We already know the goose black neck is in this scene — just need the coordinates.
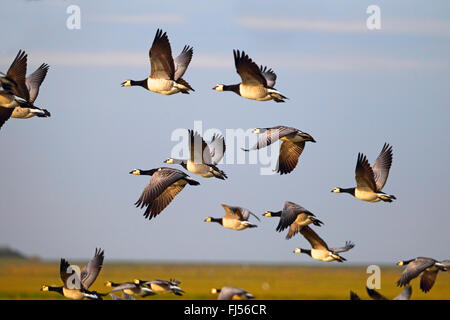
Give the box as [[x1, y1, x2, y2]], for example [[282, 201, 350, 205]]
[[301, 249, 312, 256], [211, 217, 223, 224], [341, 188, 356, 196], [131, 79, 148, 88], [223, 84, 240, 95], [49, 286, 64, 295], [140, 169, 157, 176]]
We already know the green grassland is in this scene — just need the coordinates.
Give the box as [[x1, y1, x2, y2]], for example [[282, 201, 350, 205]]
[[0, 260, 449, 300]]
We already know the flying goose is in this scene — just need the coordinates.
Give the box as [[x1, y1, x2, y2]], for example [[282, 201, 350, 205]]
[[204, 204, 260, 231], [213, 50, 287, 102], [263, 201, 323, 239], [164, 130, 227, 180], [41, 248, 105, 300], [134, 279, 184, 296], [293, 226, 355, 262], [130, 167, 200, 220], [0, 51, 50, 130], [349, 286, 412, 300], [396, 257, 449, 293], [332, 143, 396, 202], [0, 50, 32, 129], [243, 126, 316, 174], [366, 286, 412, 300], [211, 286, 254, 300], [11, 62, 50, 120], [121, 29, 194, 95], [105, 280, 155, 298]]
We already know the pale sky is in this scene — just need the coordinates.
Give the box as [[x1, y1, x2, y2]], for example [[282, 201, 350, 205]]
[[0, 0, 449, 264]]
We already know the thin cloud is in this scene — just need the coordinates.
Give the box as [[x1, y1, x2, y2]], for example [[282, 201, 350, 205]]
[[0, 51, 447, 71], [238, 17, 365, 33], [90, 13, 185, 24], [238, 16, 450, 36]]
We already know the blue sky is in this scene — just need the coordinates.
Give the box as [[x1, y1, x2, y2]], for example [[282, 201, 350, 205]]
[[0, 0, 449, 264]]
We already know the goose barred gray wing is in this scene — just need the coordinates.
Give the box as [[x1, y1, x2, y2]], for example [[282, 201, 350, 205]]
[[239, 207, 260, 222], [135, 168, 198, 220], [234, 50, 267, 87], [149, 29, 175, 80], [189, 130, 213, 164], [147, 279, 170, 286], [355, 153, 377, 191], [276, 141, 305, 175], [420, 269, 439, 292], [208, 133, 226, 165], [244, 126, 297, 151], [5, 50, 28, 100], [80, 248, 104, 289], [221, 204, 244, 220], [276, 201, 314, 233], [372, 143, 393, 191], [25, 63, 49, 103], [109, 293, 122, 300], [174, 45, 193, 81], [330, 241, 355, 254], [259, 65, 276, 88], [299, 226, 329, 251], [223, 205, 260, 222], [59, 258, 74, 288], [393, 286, 412, 300], [397, 257, 436, 287], [0, 107, 13, 130]]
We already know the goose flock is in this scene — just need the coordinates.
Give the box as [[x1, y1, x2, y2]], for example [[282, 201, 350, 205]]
[[1, 28, 447, 300]]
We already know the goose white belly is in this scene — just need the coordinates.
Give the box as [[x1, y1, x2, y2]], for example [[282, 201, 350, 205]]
[[186, 161, 214, 177], [311, 249, 334, 262], [355, 188, 380, 202], [147, 78, 180, 95], [239, 84, 270, 101], [149, 283, 170, 293], [11, 107, 34, 119], [222, 218, 246, 230], [123, 288, 138, 295], [62, 288, 85, 300]]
